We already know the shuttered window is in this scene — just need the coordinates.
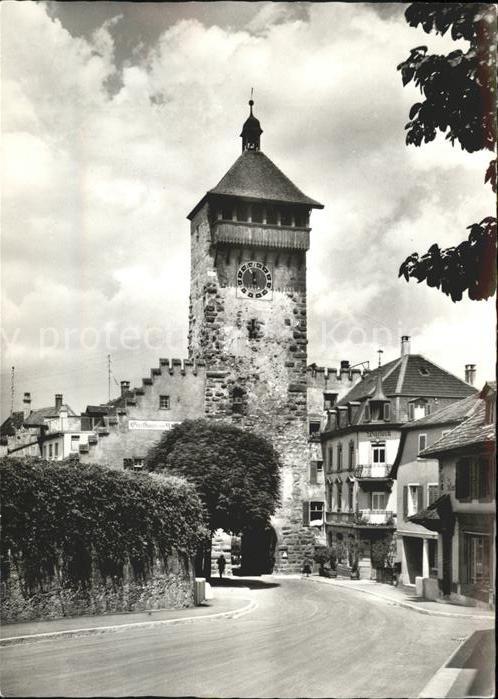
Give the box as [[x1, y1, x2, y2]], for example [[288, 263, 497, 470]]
[[302, 501, 310, 526], [383, 403, 390, 420], [428, 484, 439, 507], [456, 458, 471, 500], [418, 434, 427, 453], [123, 458, 133, 470], [403, 486, 408, 517]]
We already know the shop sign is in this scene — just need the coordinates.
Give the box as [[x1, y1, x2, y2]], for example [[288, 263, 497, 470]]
[[128, 420, 180, 431]]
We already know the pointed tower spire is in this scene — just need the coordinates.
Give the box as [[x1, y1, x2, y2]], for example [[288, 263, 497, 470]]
[[240, 90, 263, 152], [370, 370, 389, 403]]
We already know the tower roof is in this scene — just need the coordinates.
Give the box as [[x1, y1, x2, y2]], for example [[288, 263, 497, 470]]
[[187, 99, 323, 220], [210, 150, 323, 208], [188, 150, 323, 219]]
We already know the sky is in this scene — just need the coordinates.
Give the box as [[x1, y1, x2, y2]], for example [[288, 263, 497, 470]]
[[1, 1, 496, 417]]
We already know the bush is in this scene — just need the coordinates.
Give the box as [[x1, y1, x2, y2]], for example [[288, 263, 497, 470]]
[[0, 458, 207, 593], [313, 546, 336, 573]]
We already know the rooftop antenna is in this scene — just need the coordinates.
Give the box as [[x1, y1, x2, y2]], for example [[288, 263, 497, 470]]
[[10, 366, 15, 415], [377, 349, 384, 368], [107, 354, 111, 402]]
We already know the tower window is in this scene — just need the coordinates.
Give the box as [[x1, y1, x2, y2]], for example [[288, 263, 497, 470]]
[[236, 202, 249, 222], [232, 386, 245, 414], [247, 318, 259, 339], [252, 203, 263, 223], [159, 395, 170, 410], [221, 204, 232, 221], [281, 208, 292, 226], [266, 205, 278, 225]]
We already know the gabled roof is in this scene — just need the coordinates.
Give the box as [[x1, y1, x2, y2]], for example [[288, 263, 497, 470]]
[[0, 411, 25, 437], [188, 150, 323, 218], [24, 404, 76, 426], [339, 354, 476, 404], [420, 399, 495, 457], [402, 393, 478, 429]]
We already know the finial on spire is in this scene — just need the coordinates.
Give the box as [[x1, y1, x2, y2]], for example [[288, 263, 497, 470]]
[[240, 90, 262, 152], [377, 349, 384, 368]]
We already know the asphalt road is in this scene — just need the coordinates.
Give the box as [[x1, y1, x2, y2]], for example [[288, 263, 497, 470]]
[[1, 577, 493, 698]]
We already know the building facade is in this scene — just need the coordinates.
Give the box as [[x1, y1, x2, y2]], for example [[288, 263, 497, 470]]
[[321, 338, 477, 579], [391, 394, 478, 590], [414, 382, 496, 607]]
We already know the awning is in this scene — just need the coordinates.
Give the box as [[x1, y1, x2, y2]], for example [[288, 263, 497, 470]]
[[408, 493, 455, 534]]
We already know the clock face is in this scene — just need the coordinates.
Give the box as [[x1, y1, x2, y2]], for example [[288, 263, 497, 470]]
[[237, 261, 272, 299]]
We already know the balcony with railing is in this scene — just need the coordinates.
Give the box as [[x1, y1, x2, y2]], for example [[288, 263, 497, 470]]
[[354, 509, 395, 527], [325, 511, 355, 525], [354, 464, 392, 479]]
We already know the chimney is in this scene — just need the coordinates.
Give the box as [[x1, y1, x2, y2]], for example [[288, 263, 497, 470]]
[[23, 392, 31, 419], [465, 364, 476, 386], [120, 380, 130, 397], [400, 335, 411, 356], [55, 394, 63, 411], [340, 360, 350, 379]]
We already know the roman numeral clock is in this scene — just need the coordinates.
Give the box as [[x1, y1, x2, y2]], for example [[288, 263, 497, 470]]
[[236, 261, 273, 299]]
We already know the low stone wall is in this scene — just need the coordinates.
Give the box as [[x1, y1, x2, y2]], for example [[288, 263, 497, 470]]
[[1, 554, 195, 624]]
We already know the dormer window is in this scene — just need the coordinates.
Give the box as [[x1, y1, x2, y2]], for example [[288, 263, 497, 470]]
[[419, 367, 431, 376], [408, 398, 427, 421]]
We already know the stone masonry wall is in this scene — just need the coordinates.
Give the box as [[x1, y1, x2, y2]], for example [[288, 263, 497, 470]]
[[188, 203, 317, 572], [1, 553, 195, 624], [80, 360, 206, 470]]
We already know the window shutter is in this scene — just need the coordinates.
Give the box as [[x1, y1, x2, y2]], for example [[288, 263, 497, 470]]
[[456, 459, 470, 500], [303, 501, 310, 526], [403, 486, 408, 517], [310, 462, 317, 484], [417, 485, 424, 513], [478, 457, 489, 500]]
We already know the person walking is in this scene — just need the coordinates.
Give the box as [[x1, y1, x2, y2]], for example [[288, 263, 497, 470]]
[[217, 554, 226, 579]]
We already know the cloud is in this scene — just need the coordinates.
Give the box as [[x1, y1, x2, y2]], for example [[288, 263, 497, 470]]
[[1, 1, 494, 416]]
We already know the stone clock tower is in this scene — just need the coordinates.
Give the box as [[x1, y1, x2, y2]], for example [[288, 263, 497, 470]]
[[187, 100, 324, 572]]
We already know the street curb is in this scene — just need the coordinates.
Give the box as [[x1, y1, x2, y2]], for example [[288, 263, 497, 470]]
[[0, 598, 257, 647], [308, 577, 494, 620], [417, 632, 477, 698]]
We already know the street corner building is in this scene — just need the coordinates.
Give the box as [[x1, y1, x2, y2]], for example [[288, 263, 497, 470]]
[[409, 381, 496, 607], [320, 340, 478, 581], [54, 101, 365, 573]]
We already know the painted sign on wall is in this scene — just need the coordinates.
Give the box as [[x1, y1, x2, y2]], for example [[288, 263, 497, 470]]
[[128, 420, 180, 431]]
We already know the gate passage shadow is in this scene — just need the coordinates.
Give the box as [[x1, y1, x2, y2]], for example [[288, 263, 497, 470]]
[[209, 577, 280, 590]]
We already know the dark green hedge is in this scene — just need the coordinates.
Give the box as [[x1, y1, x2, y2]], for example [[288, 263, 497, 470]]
[[0, 458, 208, 592]]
